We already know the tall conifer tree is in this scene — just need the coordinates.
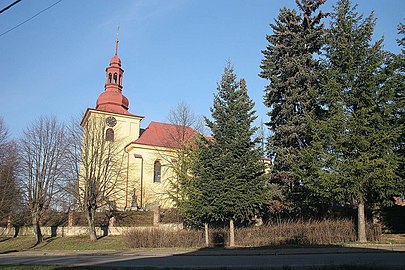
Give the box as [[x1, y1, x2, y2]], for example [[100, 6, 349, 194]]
[[189, 63, 267, 246], [394, 23, 405, 186], [306, 0, 403, 242], [259, 0, 327, 208]]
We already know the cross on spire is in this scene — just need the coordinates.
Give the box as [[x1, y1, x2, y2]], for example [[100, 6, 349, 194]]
[[115, 26, 120, 56]]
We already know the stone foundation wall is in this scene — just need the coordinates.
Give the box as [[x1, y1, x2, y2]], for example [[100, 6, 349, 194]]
[[0, 223, 183, 237]]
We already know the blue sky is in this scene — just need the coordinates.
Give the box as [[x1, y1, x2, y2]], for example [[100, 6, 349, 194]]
[[0, 0, 403, 138]]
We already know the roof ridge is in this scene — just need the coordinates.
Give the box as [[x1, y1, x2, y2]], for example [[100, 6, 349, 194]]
[[133, 121, 197, 149]]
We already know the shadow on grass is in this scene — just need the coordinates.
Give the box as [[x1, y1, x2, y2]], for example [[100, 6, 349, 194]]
[[0, 237, 11, 243], [0, 249, 18, 255], [0, 236, 57, 254], [23, 236, 58, 251], [36, 236, 57, 249]]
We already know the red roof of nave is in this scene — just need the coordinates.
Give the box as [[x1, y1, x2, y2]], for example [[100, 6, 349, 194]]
[[134, 121, 196, 149]]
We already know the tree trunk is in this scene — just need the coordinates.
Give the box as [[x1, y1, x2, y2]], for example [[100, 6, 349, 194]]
[[371, 204, 382, 241], [204, 223, 209, 247], [32, 214, 43, 245], [86, 208, 97, 241], [357, 200, 367, 243], [229, 219, 235, 247], [371, 204, 381, 225]]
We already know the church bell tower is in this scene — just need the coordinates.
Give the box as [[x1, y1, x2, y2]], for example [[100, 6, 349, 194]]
[[95, 37, 131, 115], [80, 37, 144, 210]]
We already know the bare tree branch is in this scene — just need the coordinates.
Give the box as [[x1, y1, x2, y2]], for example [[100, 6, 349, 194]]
[[0, 117, 23, 225], [19, 116, 67, 244], [66, 115, 126, 241]]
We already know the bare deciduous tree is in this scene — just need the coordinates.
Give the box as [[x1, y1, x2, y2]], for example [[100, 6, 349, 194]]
[[68, 115, 126, 241], [0, 117, 22, 224], [20, 117, 67, 244], [62, 117, 83, 211], [164, 102, 200, 205], [168, 101, 205, 136], [164, 102, 217, 245]]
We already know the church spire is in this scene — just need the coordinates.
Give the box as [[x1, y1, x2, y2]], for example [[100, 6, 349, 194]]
[[115, 38, 119, 56], [115, 26, 119, 56], [95, 37, 130, 115]]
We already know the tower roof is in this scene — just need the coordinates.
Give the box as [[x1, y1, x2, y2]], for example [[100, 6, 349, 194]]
[[95, 38, 131, 115]]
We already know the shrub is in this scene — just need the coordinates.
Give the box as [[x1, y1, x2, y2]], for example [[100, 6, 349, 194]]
[[235, 219, 357, 246], [124, 219, 382, 248], [366, 223, 382, 241], [125, 228, 204, 248]]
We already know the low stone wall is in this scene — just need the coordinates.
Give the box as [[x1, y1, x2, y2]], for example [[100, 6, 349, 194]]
[[0, 223, 183, 237], [0, 226, 105, 237]]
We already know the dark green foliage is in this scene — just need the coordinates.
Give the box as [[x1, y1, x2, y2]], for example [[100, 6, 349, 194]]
[[382, 205, 405, 233], [259, 0, 327, 211], [185, 63, 267, 226], [322, 0, 401, 205], [260, 0, 404, 230], [393, 23, 405, 184], [165, 141, 199, 219], [298, 0, 404, 239]]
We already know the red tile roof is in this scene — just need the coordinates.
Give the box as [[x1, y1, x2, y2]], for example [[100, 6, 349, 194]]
[[134, 121, 196, 149], [95, 105, 135, 116]]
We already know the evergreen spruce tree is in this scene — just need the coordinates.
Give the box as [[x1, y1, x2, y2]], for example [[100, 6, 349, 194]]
[[393, 23, 405, 188], [259, 0, 327, 212], [189, 63, 267, 246], [307, 0, 403, 242]]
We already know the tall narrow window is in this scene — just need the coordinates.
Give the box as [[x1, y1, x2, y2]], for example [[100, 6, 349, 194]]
[[108, 73, 112, 83], [153, 160, 161, 183], [105, 128, 114, 142], [113, 73, 117, 84]]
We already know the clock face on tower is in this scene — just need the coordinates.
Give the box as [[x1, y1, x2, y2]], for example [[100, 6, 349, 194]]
[[106, 116, 117, 127]]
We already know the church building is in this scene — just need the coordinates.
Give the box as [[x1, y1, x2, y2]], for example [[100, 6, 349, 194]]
[[80, 40, 195, 211]]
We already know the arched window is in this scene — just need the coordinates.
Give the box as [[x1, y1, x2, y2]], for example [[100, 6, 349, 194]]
[[108, 73, 112, 83], [153, 160, 161, 183], [113, 73, 118, 84], [105, 128, 114, 142]]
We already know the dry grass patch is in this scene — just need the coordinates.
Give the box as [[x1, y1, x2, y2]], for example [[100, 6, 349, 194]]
[[125, 228, 204, 248], [379, 233, 405, 244], [125, 219, 376, 248], [236, 219, 356, 246]]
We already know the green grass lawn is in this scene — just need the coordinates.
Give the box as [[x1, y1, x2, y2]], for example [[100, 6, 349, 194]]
[[0, 235, 127, 252]]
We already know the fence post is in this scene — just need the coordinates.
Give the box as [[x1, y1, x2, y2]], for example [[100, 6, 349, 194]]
[[153, 207, 160, 226], [68, 210, 75, 227]]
